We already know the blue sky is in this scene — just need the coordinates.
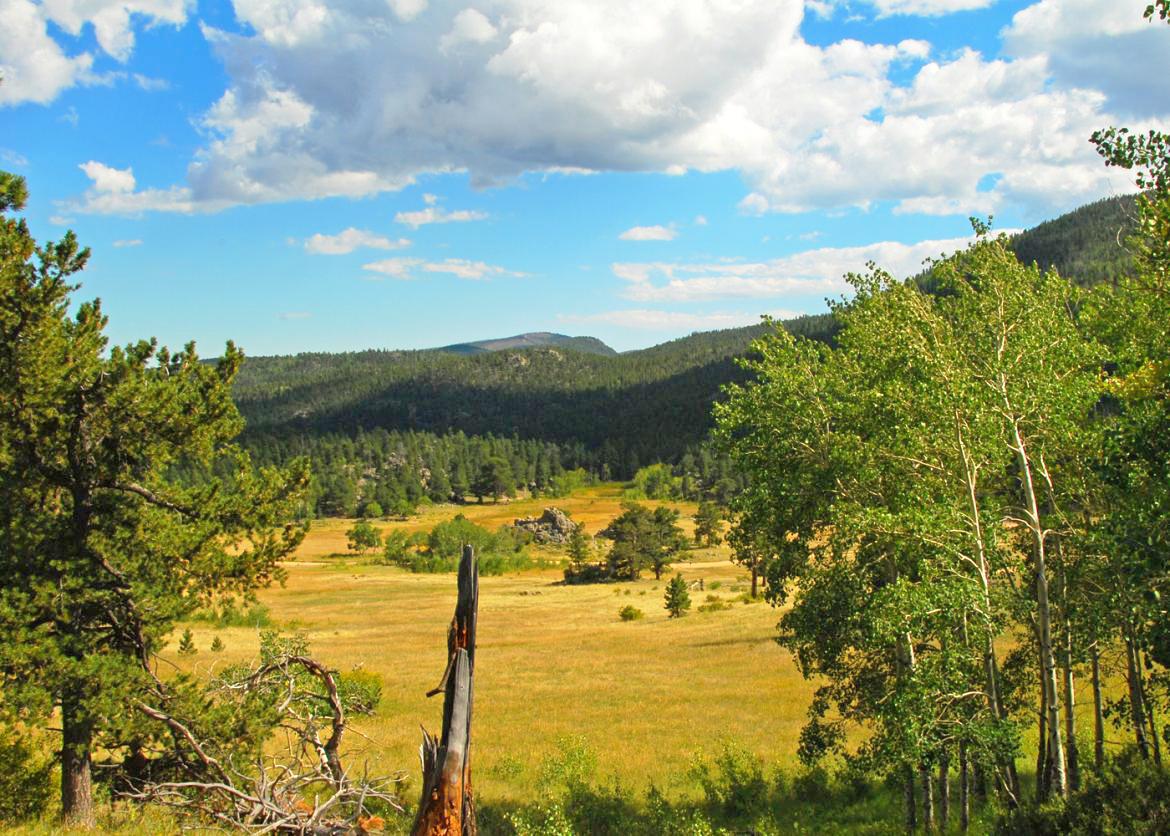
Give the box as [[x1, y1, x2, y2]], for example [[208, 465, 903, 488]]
[[2, 0, 1167, 354]]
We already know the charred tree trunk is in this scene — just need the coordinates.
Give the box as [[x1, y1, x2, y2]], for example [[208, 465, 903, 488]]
[[413, 545, 479, 836]]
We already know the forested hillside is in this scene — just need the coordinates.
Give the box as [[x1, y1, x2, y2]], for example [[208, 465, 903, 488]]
[[232, 196, 1137, 511]]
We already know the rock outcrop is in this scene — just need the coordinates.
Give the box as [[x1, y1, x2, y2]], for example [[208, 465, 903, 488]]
[[512, 507, 579, 544]]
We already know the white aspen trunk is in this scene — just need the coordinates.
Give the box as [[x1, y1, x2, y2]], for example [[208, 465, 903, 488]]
[[1007, 410, 1067, 797]]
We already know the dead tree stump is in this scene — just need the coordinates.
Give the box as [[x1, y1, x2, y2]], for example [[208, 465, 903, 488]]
[[412, 545, 478, 836]]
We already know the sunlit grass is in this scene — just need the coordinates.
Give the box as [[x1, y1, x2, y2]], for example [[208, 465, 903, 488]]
[[169, 485, 815, 806]]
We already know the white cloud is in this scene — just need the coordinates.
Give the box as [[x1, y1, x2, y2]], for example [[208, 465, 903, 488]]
[[868, 0, 996, 15], [394, 206, 489, 228], [362, 257, 423, 279], [559, 309, 797, 331], [1003, 0, 1170, 118], [0, 0, 188, 106], [440, 8, 497, 51], [612, 233, 994, 303], [66, 160, 197, 214], [80, 161, 136, 192], [112, 238, 143, 247], [43, 0, 1170, 218], [693, 215, 708, 226], [304, 228, 410, 254], [1, 148, 29, 166], [277, 311, 312, 320], [362, 255, 520, 280], [738, 193, 769, 215], [422, 258, 522, 279], [619, 224, 677, 241]]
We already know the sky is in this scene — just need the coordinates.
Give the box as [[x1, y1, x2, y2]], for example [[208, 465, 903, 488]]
[[2, 0, 1168, 355]]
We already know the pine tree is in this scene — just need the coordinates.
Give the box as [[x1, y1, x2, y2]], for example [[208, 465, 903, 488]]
[[177, 629, 197, 656], [0, 173, 309, 824], [664, 574, 691, 618]]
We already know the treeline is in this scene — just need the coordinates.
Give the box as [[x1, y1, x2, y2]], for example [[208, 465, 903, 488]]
[[716, 139, 1168, 829], [221, 427, 742, 518]]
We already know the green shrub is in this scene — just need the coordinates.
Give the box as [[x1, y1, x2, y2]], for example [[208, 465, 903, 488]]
[[618, 605, 644, 621], [386, 514, 532, 575], [697, 597, 733, 613], [690, 742, 770, 821], [708, 581, 722, 591], [338, 668, 383, 715], [0, 735, 52, 824], [996, 747, 1170, 835], [177, 627, 197, 655]]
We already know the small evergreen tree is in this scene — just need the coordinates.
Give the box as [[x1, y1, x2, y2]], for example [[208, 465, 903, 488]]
[[361, 500, 384, 519], [694, 501, 723, 546], [567, 527, 592, 572], [664, 574, 691, 618], [210, 636, 225, 653], [177, 628, 197, 656]]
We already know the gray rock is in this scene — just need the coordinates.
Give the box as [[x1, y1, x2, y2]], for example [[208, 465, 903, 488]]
[[513, 507, 579, 544]]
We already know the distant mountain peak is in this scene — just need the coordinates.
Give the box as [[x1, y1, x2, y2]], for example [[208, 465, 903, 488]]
[[434, 332, 617, 357]]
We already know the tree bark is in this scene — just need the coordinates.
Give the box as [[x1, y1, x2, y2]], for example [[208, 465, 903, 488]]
[[1143, 652, 1162, 768], [414, 545, 478, 836], [921, 764, 935, 833], [1036, 668, 1050, 802], [959, 741, 970, 833], [905, 763, 918, 834], [61, 691, 95, 827], [1126, 628, 1150, 759], [1058, 553, 1080, 791], [1007, 412, 1066, 797], [938, 753, 950, 831], [1092, 646, 1105, 771]]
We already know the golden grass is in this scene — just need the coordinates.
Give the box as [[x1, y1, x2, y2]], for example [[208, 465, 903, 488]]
[[170, 485, 816, 805]]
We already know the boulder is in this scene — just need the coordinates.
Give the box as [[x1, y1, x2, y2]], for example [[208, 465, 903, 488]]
[[513, 507, 579, 544]]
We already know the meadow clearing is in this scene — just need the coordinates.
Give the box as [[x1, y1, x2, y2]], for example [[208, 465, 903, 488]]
[[169, 485, 817, 806]]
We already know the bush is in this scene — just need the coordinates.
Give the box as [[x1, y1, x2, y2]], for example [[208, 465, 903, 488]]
[[697, 597, 733, 613], [618, 605, 644, 621], [996, 747, 1170, 835], [690, 742, 770, 821], [338, 668, 383, 715], [0, 734, 52, 824], [384, 515, 533, 575]]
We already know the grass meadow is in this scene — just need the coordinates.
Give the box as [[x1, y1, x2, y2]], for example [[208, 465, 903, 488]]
[[170, 485, 816, 804]]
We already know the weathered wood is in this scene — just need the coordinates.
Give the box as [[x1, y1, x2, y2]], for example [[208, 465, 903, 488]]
[[413, 545, 478, 836]]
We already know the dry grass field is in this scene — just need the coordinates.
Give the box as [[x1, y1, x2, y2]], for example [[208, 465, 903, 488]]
[[168, 484, 817, 806]]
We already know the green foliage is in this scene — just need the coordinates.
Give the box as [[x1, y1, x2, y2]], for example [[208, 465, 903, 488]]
[[337, 668, 382, 715], [0, 732, 53, 824], [618, 605, 644, 621], [627, 462, 680, 500], [690, 742, 770, 822], [547, 467, 590, 498], [693, 501, 723, 546], [384, 514, 532, 575], [0, 172, 309, 819], [599, 501, 686, 581], [664, 574, 691, 618], [346, 519, 381, 554], [209, 635, 225, 653], [996, 749, 1170, 835], [361, 500, 384, 518], [176, 628, 197, 656]]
